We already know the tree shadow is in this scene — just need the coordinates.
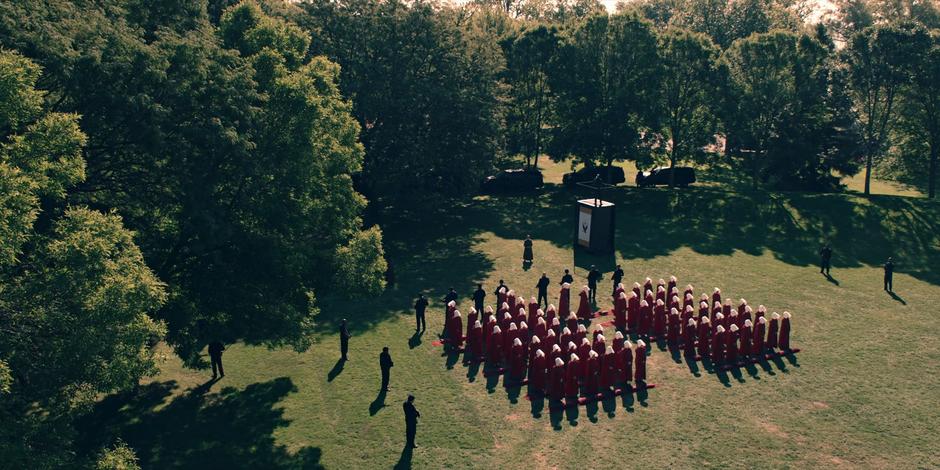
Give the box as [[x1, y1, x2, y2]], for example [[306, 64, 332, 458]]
[[369, 389, 387, 416], [327, 358, 345, 382], [77, 378, 323, 469]]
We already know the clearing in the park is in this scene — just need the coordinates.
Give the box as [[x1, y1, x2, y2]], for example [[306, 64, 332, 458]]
[[83, 165, 940, 469]]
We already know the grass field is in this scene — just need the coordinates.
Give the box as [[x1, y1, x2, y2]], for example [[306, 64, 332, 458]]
[[79, 169, 940, 469]]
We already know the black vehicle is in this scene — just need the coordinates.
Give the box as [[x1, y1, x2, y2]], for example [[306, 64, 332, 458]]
[[635, 166, 696, 187], [481, 168, 544, 192], [562, 165, 626, 187]]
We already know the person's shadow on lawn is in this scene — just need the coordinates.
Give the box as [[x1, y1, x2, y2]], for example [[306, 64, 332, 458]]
[[327, 359, 345, 382], [408, 331, 422, 349], [369, 389, 387, 416], [823, 272, 840, 286], [394, 445, 413, 470], [888, 291, 906, 305]]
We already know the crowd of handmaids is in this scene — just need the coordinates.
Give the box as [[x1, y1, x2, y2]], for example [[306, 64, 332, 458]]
[[440, 275, 795, 402]]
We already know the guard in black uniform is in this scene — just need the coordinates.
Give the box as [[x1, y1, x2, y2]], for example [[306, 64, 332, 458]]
[[208, 341, 225, 379], [587, 266, 601, 303], [536, 273, 550, 309], [414, 294, 428, 332], [819, 244, 833, 276], [560, 269, 573, 286], [612, 264, 624, 294], [339, 319, 350, 361], [884, 257, 894, 292], [379, 347, 394, 391], [403, 395, 420, 448], [473, 284, 486, 313]]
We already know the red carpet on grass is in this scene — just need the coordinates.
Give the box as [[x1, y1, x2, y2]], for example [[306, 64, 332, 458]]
[[599, 320, 615, 328], [431, 340, 444, 347]]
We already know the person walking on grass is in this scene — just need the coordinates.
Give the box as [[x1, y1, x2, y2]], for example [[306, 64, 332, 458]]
[[208, 340, 225, 379], [819, 244, 832, 276], [379, 347, 394, 391], [403, 395, 420, 448], [612, 264, 624, 295], [414, 294, 428, 332], [884, 257, 894, 292], [340, 319, 350, 361]]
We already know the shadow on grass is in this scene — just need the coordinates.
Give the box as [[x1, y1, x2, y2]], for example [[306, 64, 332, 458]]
[[393, 446, 413, 470], [369, 389, 387, 416], [77, 378, 322, 469], [888, 291, 906, 305], [327, 358, 345, 382]]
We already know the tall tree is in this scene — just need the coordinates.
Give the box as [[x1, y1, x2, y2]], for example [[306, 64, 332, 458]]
[[896, 31, 940, 198], [504, 25, 559, 168], [843, 23, 926, 194], [0, 50, 166, 468], [657, 27, 719, 186], [550, 12, 662, 168]]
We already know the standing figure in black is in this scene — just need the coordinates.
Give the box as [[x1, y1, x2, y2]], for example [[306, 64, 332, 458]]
[[414, 294, 428, 332], [587, 265, 602, 303], [403, 395, 420, 448], [339, 319, 350, 361], [379, 346, 394, 391], [612, 264, 624, 294], [560, 269, 573, 286], [536, 273, 550, 309], [819, 244, 833, 276], [523, 235, 534, 263], [494, 280, 508, 301], [884, 257, 894, 292], [473, 284, 486, 313], [208, 340, 225, 379], [441, 288, 457, 337]]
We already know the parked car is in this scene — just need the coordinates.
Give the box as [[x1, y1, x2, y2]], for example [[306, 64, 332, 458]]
[[481, 168, 544, 192], [635, 166, 696, 187], [562, 165, 626, 187]]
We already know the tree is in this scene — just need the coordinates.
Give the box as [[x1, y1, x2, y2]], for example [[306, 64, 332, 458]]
[[550, 12, 662, 169], [896, 32, 940, 198], [657, 27, 719, 186], [504, 24, 559, 168], [0, 50, 166, 468], [843, 23, 927, 195]]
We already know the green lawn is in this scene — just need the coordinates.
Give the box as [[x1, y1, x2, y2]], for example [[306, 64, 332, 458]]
[[79, 174, 940, 469]]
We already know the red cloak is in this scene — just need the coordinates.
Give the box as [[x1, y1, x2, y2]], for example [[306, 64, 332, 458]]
[[766, 317, 779, 350], [529, 352, 546, 392], [699, 301, 709, 320], [487, 328, 502, 364], [722, 302, 732, 317], [619, 346, 634, 383], [667, 310, 680, 344], [506, 292, 517, 314], [667, 277, 677, 297], [628, 293, 640, 330], [684, 319, 697, 353], [578, 340, 592, 376], [566, 313, 579, 333], [528, 300, 539, 326], [653, 300, 667, 336], [600, 351, 616, 389], [614, 293, 628, 331], [638, 301, 652, 335], [450, 314, 464, 348], [469, 323, 483, 358], [565, 357, 581, 396], [545, 305, 557, 328], [529, 338, 541, 366], [592, 336, 606, 358], [612, 334, 625, 353], [656, 285, 666, 304], [712, 289, 721, 306], [550, 360, 566, 400], [559, 329, 572, 351], [558, 286, 571, 318], [634, 343, 647, 382], [576, 290, 592, 320], [511, 342, 525, 378], [753, 320, 766, 354], [585, 353, 600, 394], [779, 314, 791, 350], [697, 320, 711, 358], [712, 328, 725, 363], [503, 325, 517, 356], [739, 324, 752, 356], [726, 328, 738, 365], [534, 318, 547, 340]]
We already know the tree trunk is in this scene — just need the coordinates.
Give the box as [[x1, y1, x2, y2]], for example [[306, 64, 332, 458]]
[[864, 152, 873, 195], [929, 139, 938, 199], [669, 126, 678, 188]]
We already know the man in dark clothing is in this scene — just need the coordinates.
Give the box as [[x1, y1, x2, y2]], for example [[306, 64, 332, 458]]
[[612, 264, 624, 294], [340, 319, 350, 361], [473, 284, 486, 313], [414, 294, 428, 332], [587, 266, 601, 303], [884, 257, 894, 292], [403, 395, 420, 448], [442, 287, 458, 304], [494, 280, 508, 300], [208, 341, 225, 379], [379, 347, 394, 391], [560, 269, 573, 286], [536, 273, 550, 309], [819, 244, 833, 276]]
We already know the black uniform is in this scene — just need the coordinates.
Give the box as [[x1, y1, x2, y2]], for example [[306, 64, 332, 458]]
[[820, 246, 832, 275], [473, 287, 486, 313], [560, 272, 573, 286], [208, 341, 225, 378], [587, 268, 602, 303], [340, 322, 350, 360], [379, 349, 394, 391], [403, 400, 420, 448], [884, 260, 894, 291], [612, 267, 624, 294], [536, 275, 550, 309], [443, 290, 458, 305], [414, 297, 428, 332]]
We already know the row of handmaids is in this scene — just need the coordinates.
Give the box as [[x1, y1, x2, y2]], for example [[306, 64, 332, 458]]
[[441, 275, 795, 400]]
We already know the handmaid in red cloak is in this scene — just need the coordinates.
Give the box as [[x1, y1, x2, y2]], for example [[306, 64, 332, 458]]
[[614, 283, 626, 299], [518, 322, 529, 356], [578, 338, 591, 375], [504, 323, 518, 356], [576, 287, 592, 320], [445, 300, 457, 338], [766, 312, 780, 350], [756, 304, 767, 322], [450, 311, 464, 348], [753, 316, 766, 355], [545, 304, 557, 327], [712, 301, 722, 319], [682, 305, 694, 329], [600, 346, 616, 390], [667, 276, 677, 297], [511, 338, 525, 379], [515, 307, 526, 327], [542, 329, 557, 356], [535, 316, 547, 340], [550, 317, 561, 337], [484, 316, 496, 352], [585, 350, 600, 394], [614, 292, 628, 331], [566, 341, 578, 363], [712, 287, 721, 306], [634, 340, 647, 383], [667, 308, 680, 344], [684, 318, 697, 354], [482, 305, 494, 328], [566, 312, 579, 333], [727, 324, 739, 365], [628, 291, 640, 331], [722, 299, 732, 317], [559, 327, 572, 351], [575, 324, 587, 344], [529, 349, 547, 393], [565, 354, 581, 397], [644, 289, 655, 309], [592, 334, 607, 358], [739, 319, 753, 356], [528, 297, 539, 326], [697, 317, 711, 358], [619, 340, 634, 383], [653, 299, 667, 337], [612, 331, 625, 352], [737, 298, 748, 316], [592, 324, 604, 342], [698, 300, 709, 320], [713, 312, 725, 330], [550, 357, 566, 401], [670, 294, 681, 315], [643, 277, 653, 296], [779, 311, 792, 350], [741, 305, 753, 327], [656, 283, 666, 304], [558, 283, 571, 318], [550, 344, 564, 366], [506, 290, 517, 315], [488, 325, 502, 364], [684, 284, 694, 301], [499, 307, 511, 331], [727, 311, 739, 331], [712, 325, 725, 363], [638, 300, 652, 336], [469, 321, 483, 359], [529, 336, 541, 366], [632, 282, 642, 300]]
